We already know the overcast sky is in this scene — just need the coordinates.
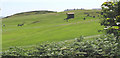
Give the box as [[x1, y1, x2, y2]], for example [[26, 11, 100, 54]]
[[1, 0, 106, 17]]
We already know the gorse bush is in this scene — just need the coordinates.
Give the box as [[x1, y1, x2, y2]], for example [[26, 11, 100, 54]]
[[2, 34, 120, 57]]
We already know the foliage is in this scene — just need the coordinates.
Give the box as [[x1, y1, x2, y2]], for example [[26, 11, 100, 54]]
[[100, 1, 120, 36], [2, 34, 120, 57]]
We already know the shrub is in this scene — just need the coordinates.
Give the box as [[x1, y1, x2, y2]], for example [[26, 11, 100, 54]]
[[100, 1, 120, 37], [2, 34, 120, 57]]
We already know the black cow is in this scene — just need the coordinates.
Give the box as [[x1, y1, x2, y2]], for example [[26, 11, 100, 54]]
[[18, 24, 24, 26], [83, 18, 86, 20], [101, 12, 103, 15], [3, 24, 5, 27], [87, 14, 90, 16], [93, 16, 95, 18]]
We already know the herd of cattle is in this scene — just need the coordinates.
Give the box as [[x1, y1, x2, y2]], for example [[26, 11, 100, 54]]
[[2, 23, 24, 27], [64, 12, 101, 22], [3, 12, 102, 27], [82, 11, 101, 20], [3, 21, 41, 27], [83, 12, 100, 20]]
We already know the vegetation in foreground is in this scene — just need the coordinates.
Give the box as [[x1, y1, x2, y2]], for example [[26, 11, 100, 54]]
[[2, 34, 120, 57]]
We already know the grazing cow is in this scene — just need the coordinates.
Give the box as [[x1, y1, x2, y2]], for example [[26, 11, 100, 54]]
[[93, 16, 95, 18], [101, 12, 103, 15], [98, 30, 102, 32], [3, 24, 5, 27], [98, 15, 99, 17], [18, 23, 24, 26], [83, 18, 86, 20], [87, 14, 90, 16]]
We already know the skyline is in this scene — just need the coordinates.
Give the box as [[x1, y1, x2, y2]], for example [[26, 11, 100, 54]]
[[1, 0, 106, 17]]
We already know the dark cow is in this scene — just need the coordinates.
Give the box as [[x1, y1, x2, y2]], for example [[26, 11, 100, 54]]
[[93, 16, 95, 18], [83, 18, 86, 20], [98, 15, 99, 17], [98, 30, 102, 32], [101, 12, 103, 15], [87, 14, 90, 16], [18, 23, 24, 26], [3, 24, 5, 27]]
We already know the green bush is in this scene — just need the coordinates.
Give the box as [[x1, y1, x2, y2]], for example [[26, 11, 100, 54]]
[[100, 1, 120, 37], [2, 34, 120, 57]]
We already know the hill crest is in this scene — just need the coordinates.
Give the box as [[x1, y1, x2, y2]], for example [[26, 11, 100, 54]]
[[4, 10, 57, 18]]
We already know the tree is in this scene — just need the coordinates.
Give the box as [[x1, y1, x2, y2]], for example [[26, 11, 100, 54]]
[[101, 1, 120, 40]]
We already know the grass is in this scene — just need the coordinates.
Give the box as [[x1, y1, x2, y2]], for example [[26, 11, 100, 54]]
[[0, 19, 2, 53], [2, 10, 104, 50]]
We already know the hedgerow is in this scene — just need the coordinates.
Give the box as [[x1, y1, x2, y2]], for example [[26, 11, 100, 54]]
[[2, 34, 120, 57]]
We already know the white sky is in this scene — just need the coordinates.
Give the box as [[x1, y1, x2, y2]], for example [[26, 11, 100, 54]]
[[1, 0, 106, 17]]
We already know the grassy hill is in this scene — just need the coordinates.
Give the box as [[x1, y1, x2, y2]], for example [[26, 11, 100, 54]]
[[4, 10, 56, 18], [2, 10, 104, 50]]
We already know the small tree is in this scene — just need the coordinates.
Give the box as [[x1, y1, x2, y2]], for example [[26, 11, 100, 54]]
[[101, 1, 120, 40]]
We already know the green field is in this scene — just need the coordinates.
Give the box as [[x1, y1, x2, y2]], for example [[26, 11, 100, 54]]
[[2, 10, 104, 50]]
